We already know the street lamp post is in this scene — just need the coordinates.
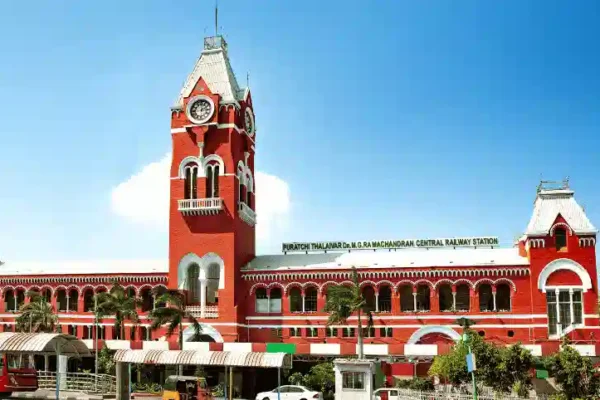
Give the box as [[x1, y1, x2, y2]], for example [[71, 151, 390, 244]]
[[457, 317, 478, 400]]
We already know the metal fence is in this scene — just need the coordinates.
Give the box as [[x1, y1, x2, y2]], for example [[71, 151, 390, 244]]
[[37, 371, 116, 394], [394, 389, 547, 400]]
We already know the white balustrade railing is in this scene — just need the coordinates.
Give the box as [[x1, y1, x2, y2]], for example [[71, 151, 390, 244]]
[[37, 371, 116, 394], [238, 202, 256, 226], [178, 198, 223, 215], [185, 305, 219, 319]]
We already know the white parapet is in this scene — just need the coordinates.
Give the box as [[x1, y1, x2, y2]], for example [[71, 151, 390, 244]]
[[404, 344, 438, 356]]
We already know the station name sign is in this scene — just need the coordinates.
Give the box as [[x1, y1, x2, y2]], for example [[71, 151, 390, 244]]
[[282, 236, 499, 253]]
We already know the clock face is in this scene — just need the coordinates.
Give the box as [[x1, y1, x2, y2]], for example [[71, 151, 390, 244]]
[[244, 108, 255, 137], [186, 96, 214, 124]]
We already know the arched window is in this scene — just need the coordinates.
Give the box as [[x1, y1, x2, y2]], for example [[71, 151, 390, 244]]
[[186, 264, 200, 304], [16, 290, 25, 309], [255, 288, 269, 313], [439, 284, 453, 311], [305, 287, 318, 312], [399, 285, 413, 312], [455, 284, 470, 311], [140, 288, 153, 312], [270, 288, 282, 313], [416, 285, 430, 311], [57, 289, 68, 312], [126, 287, 136, 299], [479, 284, 493, 312], [206, 163, 220, 198], [41, 289, 51, 302], [83, 289, 95, 312], [555, 227, 567, 251], [4, 290, 15, 312], [289, 288, 302, 313], [68, 289, 79, 312], [378, 286, 392, 312], [496, 284, 511, 311], [183, 163, 198, 200], [362, 286, 376, 313]]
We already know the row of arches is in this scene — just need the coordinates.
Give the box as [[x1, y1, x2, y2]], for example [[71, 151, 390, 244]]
[[2, 285, 167, 313], [253, 282, 513, 313]]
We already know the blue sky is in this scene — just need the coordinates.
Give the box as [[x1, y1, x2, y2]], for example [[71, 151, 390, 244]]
[[1, 0, 599, 261]]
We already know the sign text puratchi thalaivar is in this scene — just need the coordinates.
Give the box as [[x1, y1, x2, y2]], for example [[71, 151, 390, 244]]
[[281, 237, 500, 253]]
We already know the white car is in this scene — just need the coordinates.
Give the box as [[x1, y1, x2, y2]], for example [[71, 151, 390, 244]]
[[255, 385, 323, 400], [373, 388, 400, 400]]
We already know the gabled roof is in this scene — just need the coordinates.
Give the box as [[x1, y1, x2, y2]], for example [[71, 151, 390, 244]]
[[243, 248, 529, 272], [173, 36, 246, 109], [525, 188, 597, 236]]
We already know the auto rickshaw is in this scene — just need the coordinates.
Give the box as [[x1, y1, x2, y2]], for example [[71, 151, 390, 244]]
[[162, 375, 213, 400]]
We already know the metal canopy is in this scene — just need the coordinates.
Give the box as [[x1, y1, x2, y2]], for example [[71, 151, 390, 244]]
[[0, 333, 91, 357], [114, 349, 292, 369]]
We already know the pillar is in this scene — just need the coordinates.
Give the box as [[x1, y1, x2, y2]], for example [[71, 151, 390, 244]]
[[58, 355, 68, 390], [51, 293, 58, 312], [282, 292, 290, 314], [452, 290, 457, 310], [430, 290, 438, 313], [116, 362, 130, 400], [569, 289, 575, 325], [391, 290, 400, 314], [470, 288, 477, 313], [0, 292, 4, 313], [316, 291, 326, 313], [413, 291, 417, 312], [200, 278, 207, 319], [375, 292, 379, 313], [65, 295, 70, 313], [555, 288, 562, 335], [301, 294, 306, 313], [492, 290, 497, 312], [78, 295, 84, 313]]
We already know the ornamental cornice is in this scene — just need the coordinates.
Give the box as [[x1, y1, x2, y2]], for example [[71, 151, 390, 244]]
[[0, 275, 167, 285], [242, 267, 530, 282]]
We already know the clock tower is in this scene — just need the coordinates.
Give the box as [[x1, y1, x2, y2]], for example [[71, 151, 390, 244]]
[[168, 35, 256, 342]]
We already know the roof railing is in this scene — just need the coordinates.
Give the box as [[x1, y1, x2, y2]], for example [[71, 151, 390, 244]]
[[537, 177, 570, 193], [204, 35, 227, 51]]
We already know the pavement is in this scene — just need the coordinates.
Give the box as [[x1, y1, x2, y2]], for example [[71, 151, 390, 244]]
[[10, 390, 114, 400]]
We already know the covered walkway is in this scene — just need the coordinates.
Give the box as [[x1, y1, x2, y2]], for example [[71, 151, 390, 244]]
[[113, 349, 292, 400]]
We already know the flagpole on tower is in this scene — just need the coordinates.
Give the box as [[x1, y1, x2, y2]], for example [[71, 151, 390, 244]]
[[215, 0, 219, 36]]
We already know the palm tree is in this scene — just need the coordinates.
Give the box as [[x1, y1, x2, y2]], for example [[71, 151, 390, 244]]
[[323, 267, 373, 359], [149, 289, 202, 350], [95, 282, 141, 340], [16, 291, 58, 333]]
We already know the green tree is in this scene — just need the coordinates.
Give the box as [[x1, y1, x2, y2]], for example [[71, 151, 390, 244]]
[[149, 289, 202, 349], [545, 339, 600, 400], [95, 282, 141, 340], [15, 291, 58, 333], [97, 344, 116, 375], [323, 267, 373, 359], [429, 331, 533, 396], [288, 362, 335, 400]]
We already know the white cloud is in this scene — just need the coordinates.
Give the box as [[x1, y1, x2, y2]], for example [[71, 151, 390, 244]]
[[110, 153, 291, 252]]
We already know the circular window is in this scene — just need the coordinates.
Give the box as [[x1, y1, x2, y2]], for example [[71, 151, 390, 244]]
[[508, 330, 515, 338], [478, 330, 485, 337], [244, 107, 255, 137]]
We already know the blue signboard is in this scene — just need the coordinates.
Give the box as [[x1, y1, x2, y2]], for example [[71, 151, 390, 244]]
[[466, 353, 477, 373]]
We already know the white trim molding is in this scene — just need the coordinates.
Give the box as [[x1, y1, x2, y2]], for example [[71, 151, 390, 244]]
[[538, 258, 592, 292], [579, 237, 596, 247], [550, 222, 573, 236], [528, 238, 545, 248], [406, 326, 461, 344]]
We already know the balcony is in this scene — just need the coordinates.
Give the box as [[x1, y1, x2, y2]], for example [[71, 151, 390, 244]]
[[185, 305, 219, 319], [238, 202, 256, 226], [178, 198, 223, 215]]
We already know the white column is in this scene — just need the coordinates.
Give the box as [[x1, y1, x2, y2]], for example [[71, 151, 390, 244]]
[[569, 289, 575, 325], [65, 295, 70, 313], [302, 294, 306, 313], [452, 292, 457, 310], [375, 293, 379, 313], [413, 292, 417, 312], [492, 291, 497, 312], [200, 279, 207, 319], [555, 288, 561, 335]]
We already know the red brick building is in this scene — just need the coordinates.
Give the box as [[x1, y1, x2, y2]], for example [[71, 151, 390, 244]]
[[1, 34, 598, 364]]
